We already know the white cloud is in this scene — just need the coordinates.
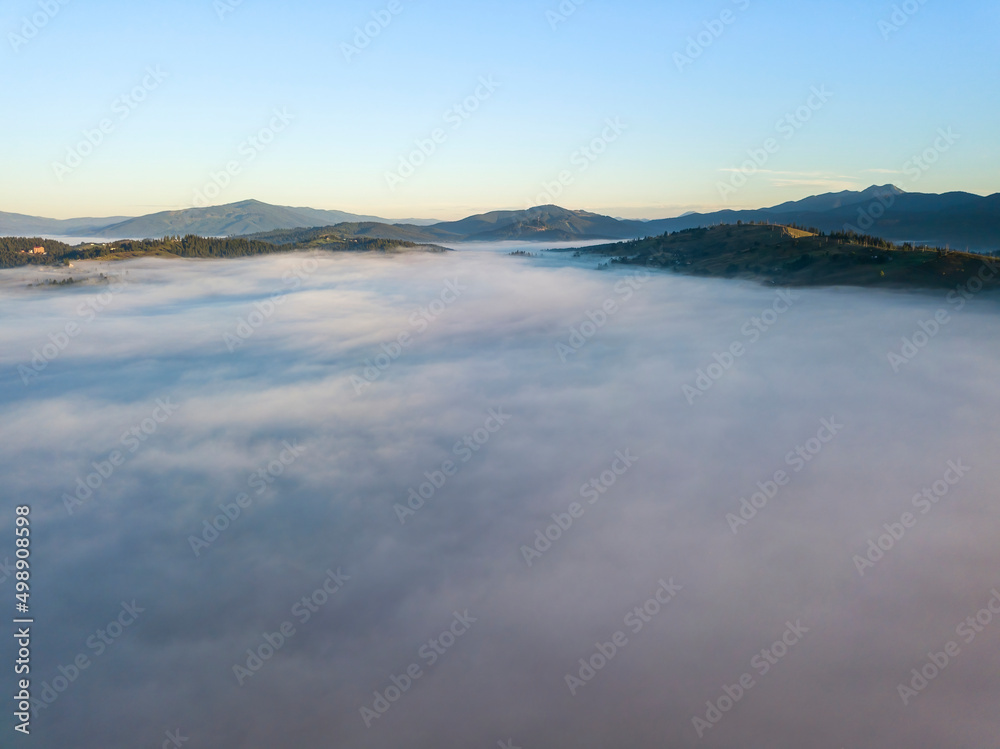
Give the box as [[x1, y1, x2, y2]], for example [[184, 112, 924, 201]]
[[3, 248, 1000, 747]]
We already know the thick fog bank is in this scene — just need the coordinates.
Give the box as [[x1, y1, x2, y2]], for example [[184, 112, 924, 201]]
[[1, 246, 999, 748]]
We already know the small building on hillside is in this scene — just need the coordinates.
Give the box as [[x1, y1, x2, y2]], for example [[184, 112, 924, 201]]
[[30, 246, 46, 255]]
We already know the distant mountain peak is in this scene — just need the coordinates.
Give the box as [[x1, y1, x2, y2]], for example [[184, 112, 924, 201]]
[[862, 183, 906, 194]]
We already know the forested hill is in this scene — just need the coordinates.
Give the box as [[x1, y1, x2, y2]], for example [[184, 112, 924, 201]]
[[568, 223, 1000, 290], [239, 225, 448, 251], [0, 237, 76, 268], [0, 234, 441, 269]]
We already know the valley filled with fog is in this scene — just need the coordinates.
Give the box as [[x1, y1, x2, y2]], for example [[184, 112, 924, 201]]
[[2, 244, 999, 748]]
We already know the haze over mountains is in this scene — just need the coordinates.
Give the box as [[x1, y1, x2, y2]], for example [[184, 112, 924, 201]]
[[5, 186, 999, 251], [0, 200, 437, 239], [0, 212, 133, 237]]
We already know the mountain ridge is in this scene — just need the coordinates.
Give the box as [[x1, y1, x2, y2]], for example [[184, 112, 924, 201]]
[[0, 200, 438, 238], [4, 186, 999, 251]]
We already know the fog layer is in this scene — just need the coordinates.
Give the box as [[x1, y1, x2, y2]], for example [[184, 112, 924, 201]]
[[1, 245, 999, 748]]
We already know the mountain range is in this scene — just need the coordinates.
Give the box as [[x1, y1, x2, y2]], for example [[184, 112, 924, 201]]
[[0, 200, 437, 239], [656, 185, 1000, 252], [5, 186, 999, 251]]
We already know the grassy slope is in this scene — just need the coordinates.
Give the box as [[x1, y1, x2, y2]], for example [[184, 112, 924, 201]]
[[571, 224, 1000, 290]]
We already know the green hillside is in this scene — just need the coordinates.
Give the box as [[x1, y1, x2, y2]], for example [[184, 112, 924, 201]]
[[0, 233, 441, 268], [569, 223, 1000, 290]]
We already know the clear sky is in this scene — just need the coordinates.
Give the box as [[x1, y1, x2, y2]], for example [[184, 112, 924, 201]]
[[1, 0, 997, 220]]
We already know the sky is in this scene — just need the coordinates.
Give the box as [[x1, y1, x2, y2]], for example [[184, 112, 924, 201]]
[[2, 247, 1000, 746], [1, 0, 999, 219]]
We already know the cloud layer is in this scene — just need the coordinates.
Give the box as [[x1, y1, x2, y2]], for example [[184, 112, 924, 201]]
[[2, 246, 999, 748]]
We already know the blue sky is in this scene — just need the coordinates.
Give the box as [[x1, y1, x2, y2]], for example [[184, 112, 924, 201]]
[[1, 0, 997, 219]]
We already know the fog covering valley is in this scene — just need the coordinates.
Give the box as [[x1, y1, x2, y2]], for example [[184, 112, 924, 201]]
[[1, 244, 999, 748]]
